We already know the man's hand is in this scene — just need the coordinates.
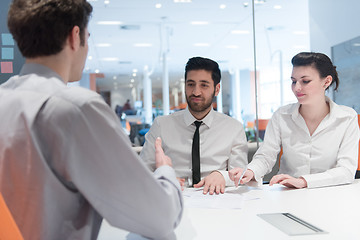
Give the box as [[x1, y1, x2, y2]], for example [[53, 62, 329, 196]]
[[155, 137, 172, 168], [229, 168, 254, 187], [177, 178, 185, 191], [269, 174, 307, 189], [193, 171, 225, 195]]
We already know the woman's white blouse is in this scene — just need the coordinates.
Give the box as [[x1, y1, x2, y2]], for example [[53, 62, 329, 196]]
[[248, 97, 359, 188]]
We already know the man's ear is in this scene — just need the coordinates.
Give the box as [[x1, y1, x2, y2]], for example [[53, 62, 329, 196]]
[[214, 83, 220, 97], [68, 26, 81, 51]]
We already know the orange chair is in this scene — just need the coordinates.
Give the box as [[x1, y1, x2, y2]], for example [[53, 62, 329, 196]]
[[0, 193, 23, 240], [356, 114, 360, 179]]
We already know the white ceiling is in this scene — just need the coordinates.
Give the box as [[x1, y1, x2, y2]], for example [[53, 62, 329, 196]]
[[86, 0, 309, 91]]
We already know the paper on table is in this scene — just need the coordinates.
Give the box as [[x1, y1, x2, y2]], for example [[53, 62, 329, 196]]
[[183, 187, 259, 209]]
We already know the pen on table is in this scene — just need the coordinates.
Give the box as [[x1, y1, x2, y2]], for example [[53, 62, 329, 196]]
[[237, 166, 248, 186]]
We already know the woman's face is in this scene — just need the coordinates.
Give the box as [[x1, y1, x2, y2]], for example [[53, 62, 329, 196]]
[[291, 65, 332, 105]]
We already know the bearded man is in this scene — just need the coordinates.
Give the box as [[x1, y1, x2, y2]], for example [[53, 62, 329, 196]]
[[141, 57, 248, 195]]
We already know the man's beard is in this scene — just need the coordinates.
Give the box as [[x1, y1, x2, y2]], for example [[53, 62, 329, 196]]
[[186, 90, 215, 113]]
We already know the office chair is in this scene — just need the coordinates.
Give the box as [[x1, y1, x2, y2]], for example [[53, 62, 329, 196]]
[[0, 193, 23, 240]]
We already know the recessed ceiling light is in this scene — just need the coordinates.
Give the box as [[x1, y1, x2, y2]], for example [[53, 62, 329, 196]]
[[133, 69, 138, 73], [254, 0, 265, 4], [274, 5, 282, 9], [231, 30, 250, 34], [131, 79, 135, 83], [95, 69, 100, 73], [104, 0, 110, 5], [97, 21, 122, 25], [220, 4, 226, 9], [174, 0, 192, 3], [191, 21, 209, 25], [88, 56, 93, 60], [155, 3, 162, 8], [194, 43, 210, 47], [132, 73, 137, 77], [113, 76, 117, 80], [226, 45, 239, 49], [133, 43, 153, 47], [96, 43, 111, 47]]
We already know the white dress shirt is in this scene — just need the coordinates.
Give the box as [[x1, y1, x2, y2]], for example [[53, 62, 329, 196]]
[[0, 63, 183, 240], [248, 97, 359, 188], [140, 107, 248, 186]]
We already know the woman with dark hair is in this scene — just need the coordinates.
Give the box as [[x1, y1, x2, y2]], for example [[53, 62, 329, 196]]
[[230, 52, 359, 189]]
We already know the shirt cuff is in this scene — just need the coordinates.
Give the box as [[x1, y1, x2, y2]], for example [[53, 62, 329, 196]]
[[216, 170, 235, 187]]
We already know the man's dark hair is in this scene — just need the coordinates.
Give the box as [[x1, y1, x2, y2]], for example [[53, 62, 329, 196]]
[[185, 57, 221, 87], [7, 0, 93, 58]]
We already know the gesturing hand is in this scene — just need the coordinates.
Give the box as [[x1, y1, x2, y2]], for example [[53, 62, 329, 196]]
[[155, 137, 172, 168]]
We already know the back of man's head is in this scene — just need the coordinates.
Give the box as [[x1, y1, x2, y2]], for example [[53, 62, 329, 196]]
[[184, 56, 221, 87], [7, 0, 93, 58]]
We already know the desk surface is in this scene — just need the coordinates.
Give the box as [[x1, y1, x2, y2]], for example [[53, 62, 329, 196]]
[[98, 179, 360, 240]]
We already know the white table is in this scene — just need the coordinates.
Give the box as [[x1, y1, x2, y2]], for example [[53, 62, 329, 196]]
[[98, 179, 360, 239]]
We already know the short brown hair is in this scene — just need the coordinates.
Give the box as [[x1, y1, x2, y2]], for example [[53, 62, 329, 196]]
[[7, 0, 93, 58]]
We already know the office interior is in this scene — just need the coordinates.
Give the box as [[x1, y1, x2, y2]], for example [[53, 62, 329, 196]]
[[1, 0, 359, 179], [1, 1, 360, 239]]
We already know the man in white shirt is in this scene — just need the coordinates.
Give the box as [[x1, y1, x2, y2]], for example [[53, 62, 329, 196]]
[[141, 57, 248, 195], [0, 1, 182, 239]]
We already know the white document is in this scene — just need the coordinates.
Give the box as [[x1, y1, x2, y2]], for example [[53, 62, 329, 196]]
[[183, 186, 259, 209]]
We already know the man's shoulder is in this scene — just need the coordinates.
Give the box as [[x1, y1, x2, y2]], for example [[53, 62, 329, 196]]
[[54, 86, 103, 108], [213, 111, 243, 125], [154, 110, 185, 123]]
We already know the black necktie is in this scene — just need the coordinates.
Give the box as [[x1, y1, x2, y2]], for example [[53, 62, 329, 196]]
[[192, 121, 202, 186]]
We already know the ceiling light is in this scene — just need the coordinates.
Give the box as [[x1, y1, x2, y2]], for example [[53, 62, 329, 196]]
[[231, 30, 250, 34], [220, 4, 226, 9], [113, 76, 117, 80], [133, 69, 138, 73], [191, 21, 209, 25], [131, 79, 135, 83], [95, 69, 100, 73], [133, 43, 152, 47], [174, 0, 192, 3], [226, 45, 239, 49], [132, 73, 137, 77], [254, 0, 265, 4], [353, 43, 360, 47], [104, 0, 110, 5], [274, 5, 282, 9], [87, 56, 93, 60], [155, 3, 162, 8], [96, 43, 111, 47], [97, 21, 122, 25], [194, 43, 210, 47]]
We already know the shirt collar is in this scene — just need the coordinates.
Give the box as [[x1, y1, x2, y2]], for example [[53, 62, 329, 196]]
[[284, 96, 350, 120], [184, 107, 215, 128], [20, 63, 65, 84]]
